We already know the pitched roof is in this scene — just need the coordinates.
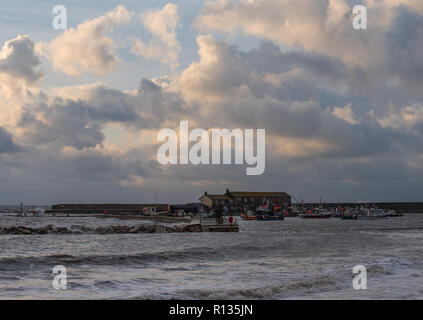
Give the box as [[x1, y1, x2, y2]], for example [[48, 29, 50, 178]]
[[226, 191, 290, 198], [200, 194, 230, 200]]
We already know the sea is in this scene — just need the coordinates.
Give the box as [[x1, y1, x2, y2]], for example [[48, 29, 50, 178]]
[[0, 211, 422, 299]]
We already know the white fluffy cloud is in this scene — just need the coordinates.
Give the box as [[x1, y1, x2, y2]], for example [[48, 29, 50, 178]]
[[0, 35, 43, 129], [194, 0, 423, 66], [131, 3, 181, 70], [37, 5, 133, 76], [176, 34, 249, 102], [0, 35, 42, 88], [331, 104, 358, 125]]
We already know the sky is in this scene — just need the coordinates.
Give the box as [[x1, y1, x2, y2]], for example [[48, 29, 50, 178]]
[[1, 0, 423, 205]]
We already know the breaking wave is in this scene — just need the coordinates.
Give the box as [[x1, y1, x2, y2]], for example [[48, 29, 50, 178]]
[[0, 241, 288, 270], [0, 245, 272, 269], [169, 276, 340, 300]]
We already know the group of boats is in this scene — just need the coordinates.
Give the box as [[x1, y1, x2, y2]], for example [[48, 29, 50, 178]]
[[240, 205, 404, 221], [241, 207, 286, 221], [337, 207, 403, 220]]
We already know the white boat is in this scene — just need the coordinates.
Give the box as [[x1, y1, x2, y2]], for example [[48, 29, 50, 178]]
[[357, 208, 388, 220], [387, 210, 404, 217], [299, 208, 332, 219]]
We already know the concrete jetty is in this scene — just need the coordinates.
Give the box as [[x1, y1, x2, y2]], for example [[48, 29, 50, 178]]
[[200, 224, 240, 232]]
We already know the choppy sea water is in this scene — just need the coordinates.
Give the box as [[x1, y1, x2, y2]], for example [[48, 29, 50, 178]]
[[0, 214, 422, 299]]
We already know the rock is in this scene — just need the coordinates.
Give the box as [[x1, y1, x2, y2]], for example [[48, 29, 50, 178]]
[[155, 225, 167, 233], [144, 225, 156, 233], [181, 224, 201, 232], [190, 226, 202, 233], [95, 227, 105, 234], [167, 226, 177, 233], [0, 222, 220, 236], [129, 224, 145, 233], [173, 225, 184, 233], [103, 227, 114, 234], [16, 226, 34, 234], [120, 226, 130, 233], [55, 227, 68, 234], [38, 228, 49, 234], [182, 224, 192, 232]]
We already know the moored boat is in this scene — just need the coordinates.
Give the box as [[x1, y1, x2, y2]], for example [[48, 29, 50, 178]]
[[255, 208, 285, 221], [242, 214, 257, 221], [299, 208, 331, 219], [387, 210, 404, 217], [256, 214, 285, 221], [357, 208, 388, 220]]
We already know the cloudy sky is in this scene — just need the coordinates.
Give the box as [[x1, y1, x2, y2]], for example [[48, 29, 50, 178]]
[[1, 0, 423, 204]]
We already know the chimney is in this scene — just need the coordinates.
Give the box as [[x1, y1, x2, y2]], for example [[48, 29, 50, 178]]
[[226, 189, 229, 193], [205, 191, 208, 196]]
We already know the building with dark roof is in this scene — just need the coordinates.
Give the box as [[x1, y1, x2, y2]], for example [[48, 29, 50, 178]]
[[199, 189, 291, 212], [199, 192, 231, 209], [225, 189, 291, 210]]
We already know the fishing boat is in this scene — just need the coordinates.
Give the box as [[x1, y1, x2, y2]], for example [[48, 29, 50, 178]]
[[286, 206, 301, 217], [255, 214, 284, 221], [339, 207, 363, 220], [387, 210, 404, 217], [242, 214, 256, 221], [299, 208, 331, 219], [357, 208, 388, 220], [255, 208, 285, 221]]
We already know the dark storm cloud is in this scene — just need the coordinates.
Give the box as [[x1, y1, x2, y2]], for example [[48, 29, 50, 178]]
[[0, 127, 20, 154], [15, 81, 186, 150], [83, 87, 143, 124], [18, 101, 106, 150], [244, 41, 348, 80], [385, 5, 423, 90]]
